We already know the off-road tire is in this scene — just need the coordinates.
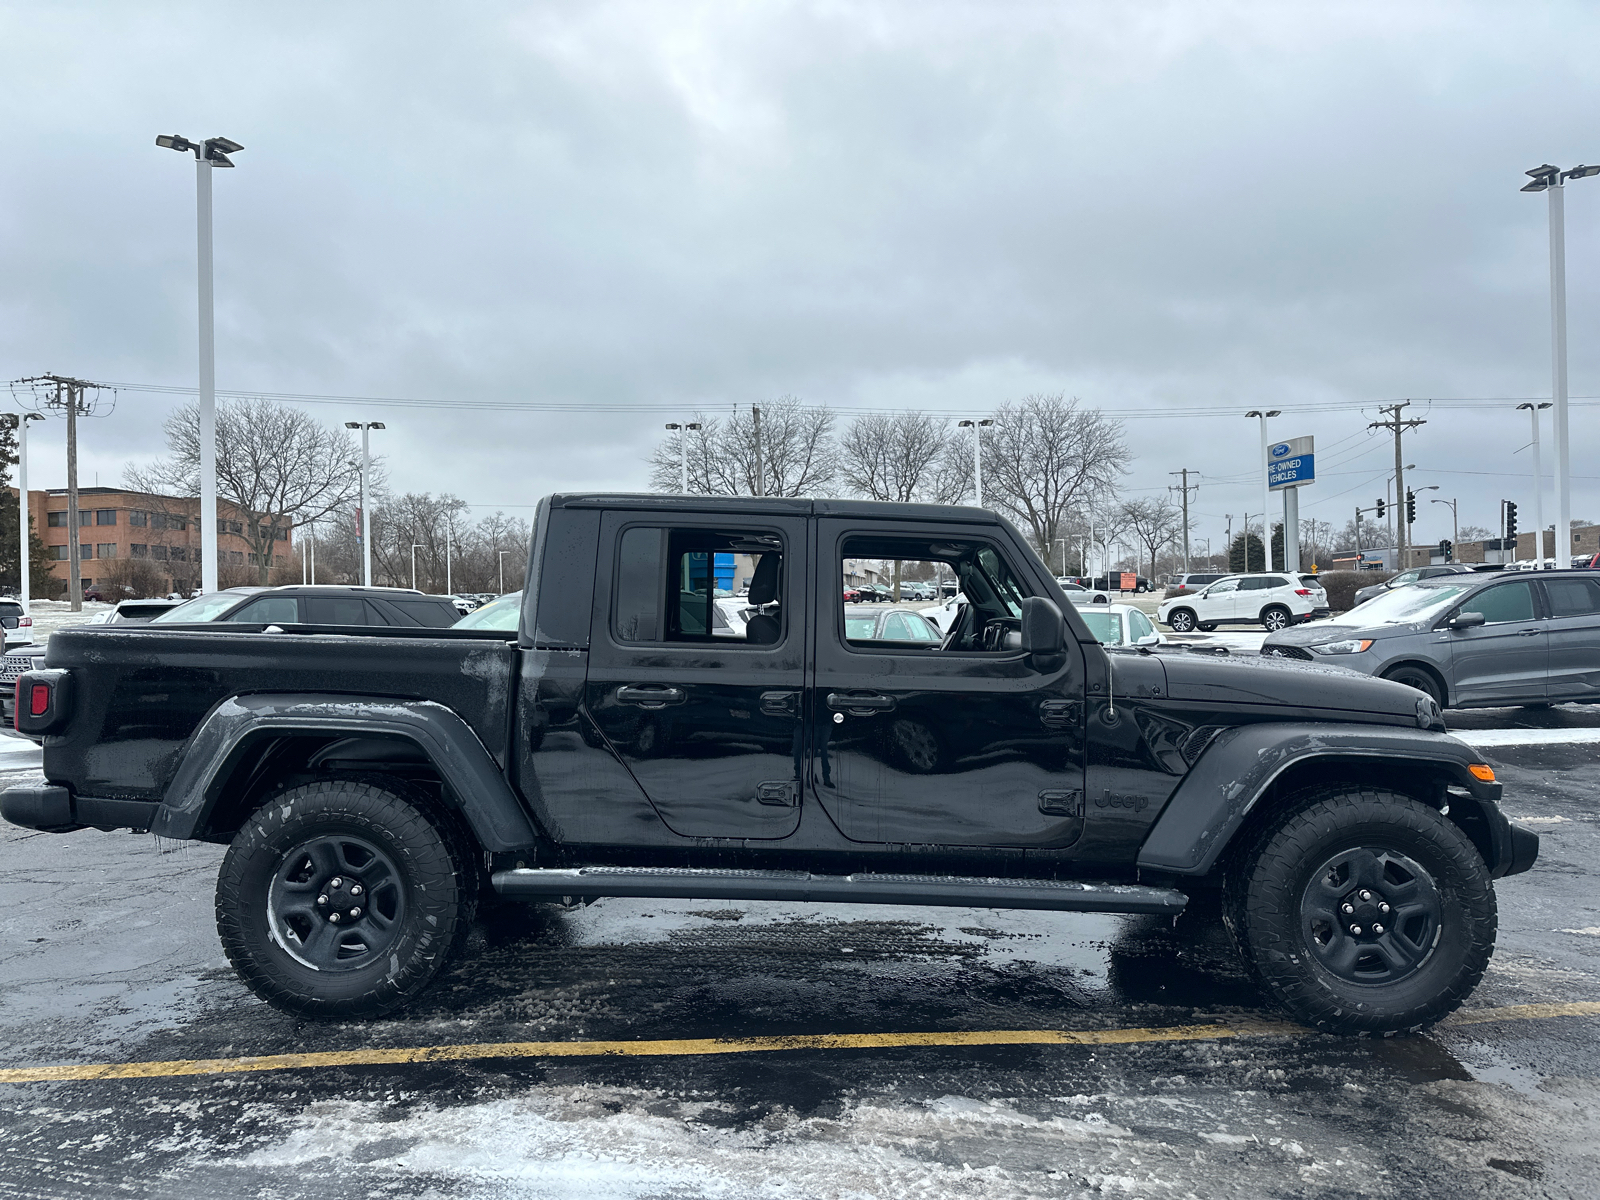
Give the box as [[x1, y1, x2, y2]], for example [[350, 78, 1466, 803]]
[[1167, 608, 1197, 633], [216, 777, 479, 1018], [1225, 789, 1495, 1034], [1382, 664, 1446, 709]]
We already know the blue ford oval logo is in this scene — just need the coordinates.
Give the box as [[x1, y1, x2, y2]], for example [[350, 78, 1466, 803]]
[[1270, 442, 1292, 458]]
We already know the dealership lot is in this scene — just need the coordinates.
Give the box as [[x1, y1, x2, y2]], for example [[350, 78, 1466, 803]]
[[0, 712, 1596, 1200]]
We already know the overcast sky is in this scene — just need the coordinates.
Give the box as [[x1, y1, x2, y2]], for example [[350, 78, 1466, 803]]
[[3, 1, 1598, 552]]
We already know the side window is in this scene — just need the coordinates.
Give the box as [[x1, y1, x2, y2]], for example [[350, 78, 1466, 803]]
[[1544, 578, 1600, 617], [305, 596, 374, 625], [1208, 578, 1240, 594], [1129, 610, 1155, 640], [1394, 571, 1418, 585], [839, 535, 1024, 653], [613, 526, 783, 646], [882, 613, 919, 642], [225, 596, 300, 624], [1471, 582, 1535, 625]]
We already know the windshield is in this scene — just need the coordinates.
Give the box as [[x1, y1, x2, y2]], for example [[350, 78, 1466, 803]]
[[149, 591, 250, 623], [1078, 609, 1123, 645], [452, 591, 522, 631], [1346, 582, 1475, 625]]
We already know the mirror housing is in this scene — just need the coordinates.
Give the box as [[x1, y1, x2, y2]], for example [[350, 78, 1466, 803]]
[[1448, 611, 1486, 630], [1136, 632, 1161, 648], [1020, 596, 1065, 656]]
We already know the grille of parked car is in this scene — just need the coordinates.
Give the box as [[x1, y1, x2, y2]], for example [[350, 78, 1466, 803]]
[[1262, 645, 1314, 661], [0, 651, 38, 686]]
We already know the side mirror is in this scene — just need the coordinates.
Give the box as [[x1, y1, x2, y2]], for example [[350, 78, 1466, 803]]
[[1136, 633, 1161, 648], [1020, 596, 1065, 655], [1448, 611, 1486, 630]]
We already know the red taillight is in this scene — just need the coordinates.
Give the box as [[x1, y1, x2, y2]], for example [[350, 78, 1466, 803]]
[[18, 616, 30, 628], [29, 682, 49, 717], [1295, 588, 1311, 596]]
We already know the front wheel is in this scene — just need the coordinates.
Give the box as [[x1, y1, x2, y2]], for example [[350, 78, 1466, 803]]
[[1260, 605, 1292, 632], [1227, 790, 1496, 1034], [215, 778, 478, 1018], [1383, 665, 1445, 709], [1166, 608, 1197, 632]]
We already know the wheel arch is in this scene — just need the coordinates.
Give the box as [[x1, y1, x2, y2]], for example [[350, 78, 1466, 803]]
[[1137, 723, 1520, 880], [152, 693, 541, 852]]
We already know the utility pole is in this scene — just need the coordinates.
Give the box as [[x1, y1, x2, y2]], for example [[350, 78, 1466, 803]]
[[1369, 402, 1426, 566], [1168, 469, 1198, 572], [751, 405, 764, 498], [15, 375, 104, 610]]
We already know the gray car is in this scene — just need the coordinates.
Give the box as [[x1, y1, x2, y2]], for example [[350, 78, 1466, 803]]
[[1352, 564, 1478, 608], [1261, 569, 1600, 709]]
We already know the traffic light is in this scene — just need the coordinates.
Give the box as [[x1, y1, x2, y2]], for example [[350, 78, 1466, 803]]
[[1375, 498, 1386, 520], [1505, 500, 1519, 541], [1439, 539, 1453, 562], [1405, 490, 1417, 525]]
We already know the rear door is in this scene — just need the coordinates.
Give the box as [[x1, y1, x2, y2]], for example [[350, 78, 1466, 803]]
[[583, 511, 807, 840], [1538, 576, 1600, 702], [1445, 579, 1548, 704]]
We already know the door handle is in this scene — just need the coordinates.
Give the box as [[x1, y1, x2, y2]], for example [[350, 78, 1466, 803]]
[[616, 685, 686, 708], [1517, 628, 1542, 637], [827, 691, 895, 714], [759, 690, 797, 716], [755, 780, 798, 807]]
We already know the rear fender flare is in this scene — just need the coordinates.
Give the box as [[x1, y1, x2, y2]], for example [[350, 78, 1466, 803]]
[[153, 692, 539, 851], [1136, 722, 1514, 877]]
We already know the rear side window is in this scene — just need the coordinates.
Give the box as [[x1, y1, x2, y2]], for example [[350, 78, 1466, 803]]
[[1544, 578, 1600, 617], [613, 526, 784, 645], [225, 596, 300, 624], [304, 597, 377, 626], [384, 599, 460, 627]]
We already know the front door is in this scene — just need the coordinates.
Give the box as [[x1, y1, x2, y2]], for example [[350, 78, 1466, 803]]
[[810, 519, 1088, 848], [1445, 579, 1548, 705], [1198, 577, 1242, 623], [584, 511, 807, 840]]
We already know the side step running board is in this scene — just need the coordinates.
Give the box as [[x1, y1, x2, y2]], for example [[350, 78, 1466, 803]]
[[491, 866, 1187, 915]]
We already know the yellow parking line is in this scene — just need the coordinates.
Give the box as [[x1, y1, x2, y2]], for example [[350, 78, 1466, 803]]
[[0, 1002, 1592, 1085]]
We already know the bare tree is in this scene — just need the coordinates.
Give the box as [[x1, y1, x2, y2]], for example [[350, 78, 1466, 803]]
[[128, 399, 367, 583], [839, 411, 964, 503], [1119, 497, 1185, 581], [649, 398, 837, 497], [980, 394, 1130, 560]]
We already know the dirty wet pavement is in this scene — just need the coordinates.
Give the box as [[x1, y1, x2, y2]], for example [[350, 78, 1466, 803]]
[[1, 733, 1597, 1199]]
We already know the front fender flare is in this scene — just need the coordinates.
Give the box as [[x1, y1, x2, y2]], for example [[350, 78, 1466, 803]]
[[153, 692, 538, 851], [1136, 722, 1514, 877]]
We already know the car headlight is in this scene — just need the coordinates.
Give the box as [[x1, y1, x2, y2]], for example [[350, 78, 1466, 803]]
[[1309, 638, 1374, 655]]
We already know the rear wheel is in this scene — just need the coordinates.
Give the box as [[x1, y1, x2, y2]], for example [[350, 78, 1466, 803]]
[[1383, 664, 1445, 709], [216, 777, 478, 1018], [1166, 608, 1197, 632], [1260, 605, 1292, 632], [1227, 789, 1495, 1034]]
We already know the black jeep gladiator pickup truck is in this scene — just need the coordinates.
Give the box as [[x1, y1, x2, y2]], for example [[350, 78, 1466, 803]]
[[2, 494, 1538, 1034]]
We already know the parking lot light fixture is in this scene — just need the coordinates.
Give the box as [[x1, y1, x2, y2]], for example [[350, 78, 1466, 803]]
[[345, 422, 385, 586], [665, 422, 701, 493], [957, 418, 994, 506], [498, 548, 511, 594], [158, 132, 242, 594], [1244, 410, 1281, 570], [1515, 402, 1553, 567]]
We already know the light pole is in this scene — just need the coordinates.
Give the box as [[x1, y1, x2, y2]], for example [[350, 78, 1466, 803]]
[[1244, 410, 1280, 570], [1523, 163, 1599, 570], [13, 413, 40, 611], [664, 422, 702, 492], [1515, 401, 1552, 566], [498, 549, 511, 594], [411, 542, 423, 591], [1429, 495, 1458, 546], [157, 134, 241, 594], [957, 418, 994, 506], [344, 422, 385, 587]]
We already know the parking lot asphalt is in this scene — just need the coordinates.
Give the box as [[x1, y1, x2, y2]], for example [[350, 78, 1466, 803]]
[[0, 721, 1597, 1199]]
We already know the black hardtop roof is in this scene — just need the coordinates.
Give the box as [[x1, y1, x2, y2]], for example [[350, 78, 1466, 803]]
[[549, 492, 1001, 524]]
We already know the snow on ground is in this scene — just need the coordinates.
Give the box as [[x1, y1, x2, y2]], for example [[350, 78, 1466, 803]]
[[1451, 727, 1600, 749], [22, 600, 114, 643]]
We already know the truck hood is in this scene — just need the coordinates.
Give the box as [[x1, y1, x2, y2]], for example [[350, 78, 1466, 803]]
[[1155, 647, 1433, 726]]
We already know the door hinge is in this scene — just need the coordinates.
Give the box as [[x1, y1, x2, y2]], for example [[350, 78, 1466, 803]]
[[1038, 789, 1084, 816], [755, 780, 799, 807], [1039, 699, 1083, 729]]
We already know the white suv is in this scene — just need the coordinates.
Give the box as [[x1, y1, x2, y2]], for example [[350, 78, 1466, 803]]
[[1157, 573, 1316, 633]]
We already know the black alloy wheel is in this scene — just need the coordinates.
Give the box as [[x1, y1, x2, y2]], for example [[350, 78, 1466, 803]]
[[1260, 605, 1292, 632], [1227, 789, 1495, 1034], [216, 778, 478, 1018], [1383, 665, 1445, 709], [1167, 608, 1197, 633]]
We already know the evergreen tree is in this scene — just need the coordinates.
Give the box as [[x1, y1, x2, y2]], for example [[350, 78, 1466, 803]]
[[1229, 531, 1265, 572]]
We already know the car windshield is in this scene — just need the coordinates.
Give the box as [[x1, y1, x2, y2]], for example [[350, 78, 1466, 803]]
[[149, 591, 251, 623], [1346, 582, 1475, 625], [452, 591, 521, 631], [1078, 609, 1123, 644]]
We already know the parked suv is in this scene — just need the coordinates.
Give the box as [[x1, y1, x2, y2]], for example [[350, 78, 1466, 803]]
[[0, 598, 33, 650], [1157, 573, 1316, 632], [1263, 569, 1600, 708], [1165, 572, 1227, 598], [149, 586, 462, 628]]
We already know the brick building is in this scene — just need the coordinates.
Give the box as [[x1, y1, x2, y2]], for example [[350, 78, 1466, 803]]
[[21, 487, 294, 597]]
